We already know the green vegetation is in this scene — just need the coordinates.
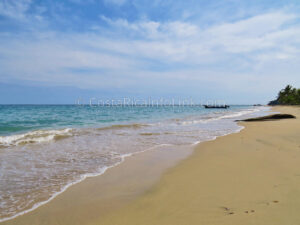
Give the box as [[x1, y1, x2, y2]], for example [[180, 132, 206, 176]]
[[269, 85, 300, 105]]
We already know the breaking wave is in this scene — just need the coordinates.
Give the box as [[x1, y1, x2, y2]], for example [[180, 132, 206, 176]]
[[0, 128, 73, 147]]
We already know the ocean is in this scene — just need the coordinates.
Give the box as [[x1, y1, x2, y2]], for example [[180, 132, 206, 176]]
[[0, 104, 270, 221]]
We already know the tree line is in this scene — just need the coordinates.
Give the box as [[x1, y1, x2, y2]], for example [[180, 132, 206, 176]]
[[269, 85, 300, 105]]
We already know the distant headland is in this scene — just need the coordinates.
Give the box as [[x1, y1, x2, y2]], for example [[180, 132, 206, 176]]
[[269, 85, 300, 105]]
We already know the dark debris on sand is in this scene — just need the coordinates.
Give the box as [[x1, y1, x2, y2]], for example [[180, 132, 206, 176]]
[[236, 114, 296, 122]]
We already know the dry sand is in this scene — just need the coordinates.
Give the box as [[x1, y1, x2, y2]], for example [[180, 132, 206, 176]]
[[2, 106, 300, 225]]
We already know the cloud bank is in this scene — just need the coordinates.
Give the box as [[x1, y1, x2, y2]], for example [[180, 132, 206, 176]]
[[0, 0, 300, 103]]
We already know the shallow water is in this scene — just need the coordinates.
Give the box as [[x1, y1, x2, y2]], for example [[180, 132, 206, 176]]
[[0, 105, 270, 221]]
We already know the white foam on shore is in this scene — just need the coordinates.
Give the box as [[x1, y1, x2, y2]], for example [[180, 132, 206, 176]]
[[180, 108, 262, 125], [0, 151, 133, 223], [0, 143, 178, 223], [0, 128, 73, 147], [0, 106, 270, 223]]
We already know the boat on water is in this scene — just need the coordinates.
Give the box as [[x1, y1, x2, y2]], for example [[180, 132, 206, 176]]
[[203, 105, 230, 109]]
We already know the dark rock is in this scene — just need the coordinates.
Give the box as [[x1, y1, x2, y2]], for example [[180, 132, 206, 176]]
[[236, 114, 296, 122]]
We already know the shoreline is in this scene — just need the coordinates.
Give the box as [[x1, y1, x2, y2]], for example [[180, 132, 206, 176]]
[[1, 143, 196, 225], [2, 106, 296, 225], [0, 150, 134, 223], [0, 107, 263, 223], [94, 106, 300, 225]]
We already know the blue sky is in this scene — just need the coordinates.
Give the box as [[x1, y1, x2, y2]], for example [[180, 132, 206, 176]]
[[0, 0, 300, 104]]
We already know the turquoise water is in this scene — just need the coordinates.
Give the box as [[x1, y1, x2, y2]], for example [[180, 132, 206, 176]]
[[0, 104, 270, 221], [1, 105, 254, 136]]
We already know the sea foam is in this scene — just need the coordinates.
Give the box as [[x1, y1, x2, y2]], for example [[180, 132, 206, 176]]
[[0, 128, 73, 147]]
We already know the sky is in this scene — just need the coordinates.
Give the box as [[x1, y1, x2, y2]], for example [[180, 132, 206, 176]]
[[0, 0, 300, 104]]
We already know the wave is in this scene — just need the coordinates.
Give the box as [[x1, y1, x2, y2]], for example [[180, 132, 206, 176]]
[[139, 132, 160, 136], [217, 108, 260, 119], [179, 108, 261, 125], [0, 128, 73, 147], [96, 123, 147, 130], [0, 108, 264, 148], [0, 106, 271, 222], [0, 123, 149, 148], [0, 145, 168, 223], [0, 156, 125, 223]]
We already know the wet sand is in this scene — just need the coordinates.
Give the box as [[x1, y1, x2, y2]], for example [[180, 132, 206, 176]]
[[3, 106, 300, 225], [1, 145, 194, 225]]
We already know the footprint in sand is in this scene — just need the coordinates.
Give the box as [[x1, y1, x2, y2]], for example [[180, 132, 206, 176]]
[[245, 210, 255, 213], [220, 206, 234, 215]]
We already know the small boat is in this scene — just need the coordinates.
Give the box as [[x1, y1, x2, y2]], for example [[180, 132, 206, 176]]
[[203, 105, 230, 109]]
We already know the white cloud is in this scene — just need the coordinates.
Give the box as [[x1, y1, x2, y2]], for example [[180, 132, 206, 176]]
[[101, 16, 199, 39], [100, 11, 299, 58], [0, 0, 32, 20], [207, 12, 296, 37], [1, 10, 300, 93], [162, 21, 199, 37], [103, 0, 127, 6], [204, 12, 299, 54]]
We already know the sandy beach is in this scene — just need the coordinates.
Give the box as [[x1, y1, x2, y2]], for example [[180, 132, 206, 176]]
[[2, 106, 300, 225]]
